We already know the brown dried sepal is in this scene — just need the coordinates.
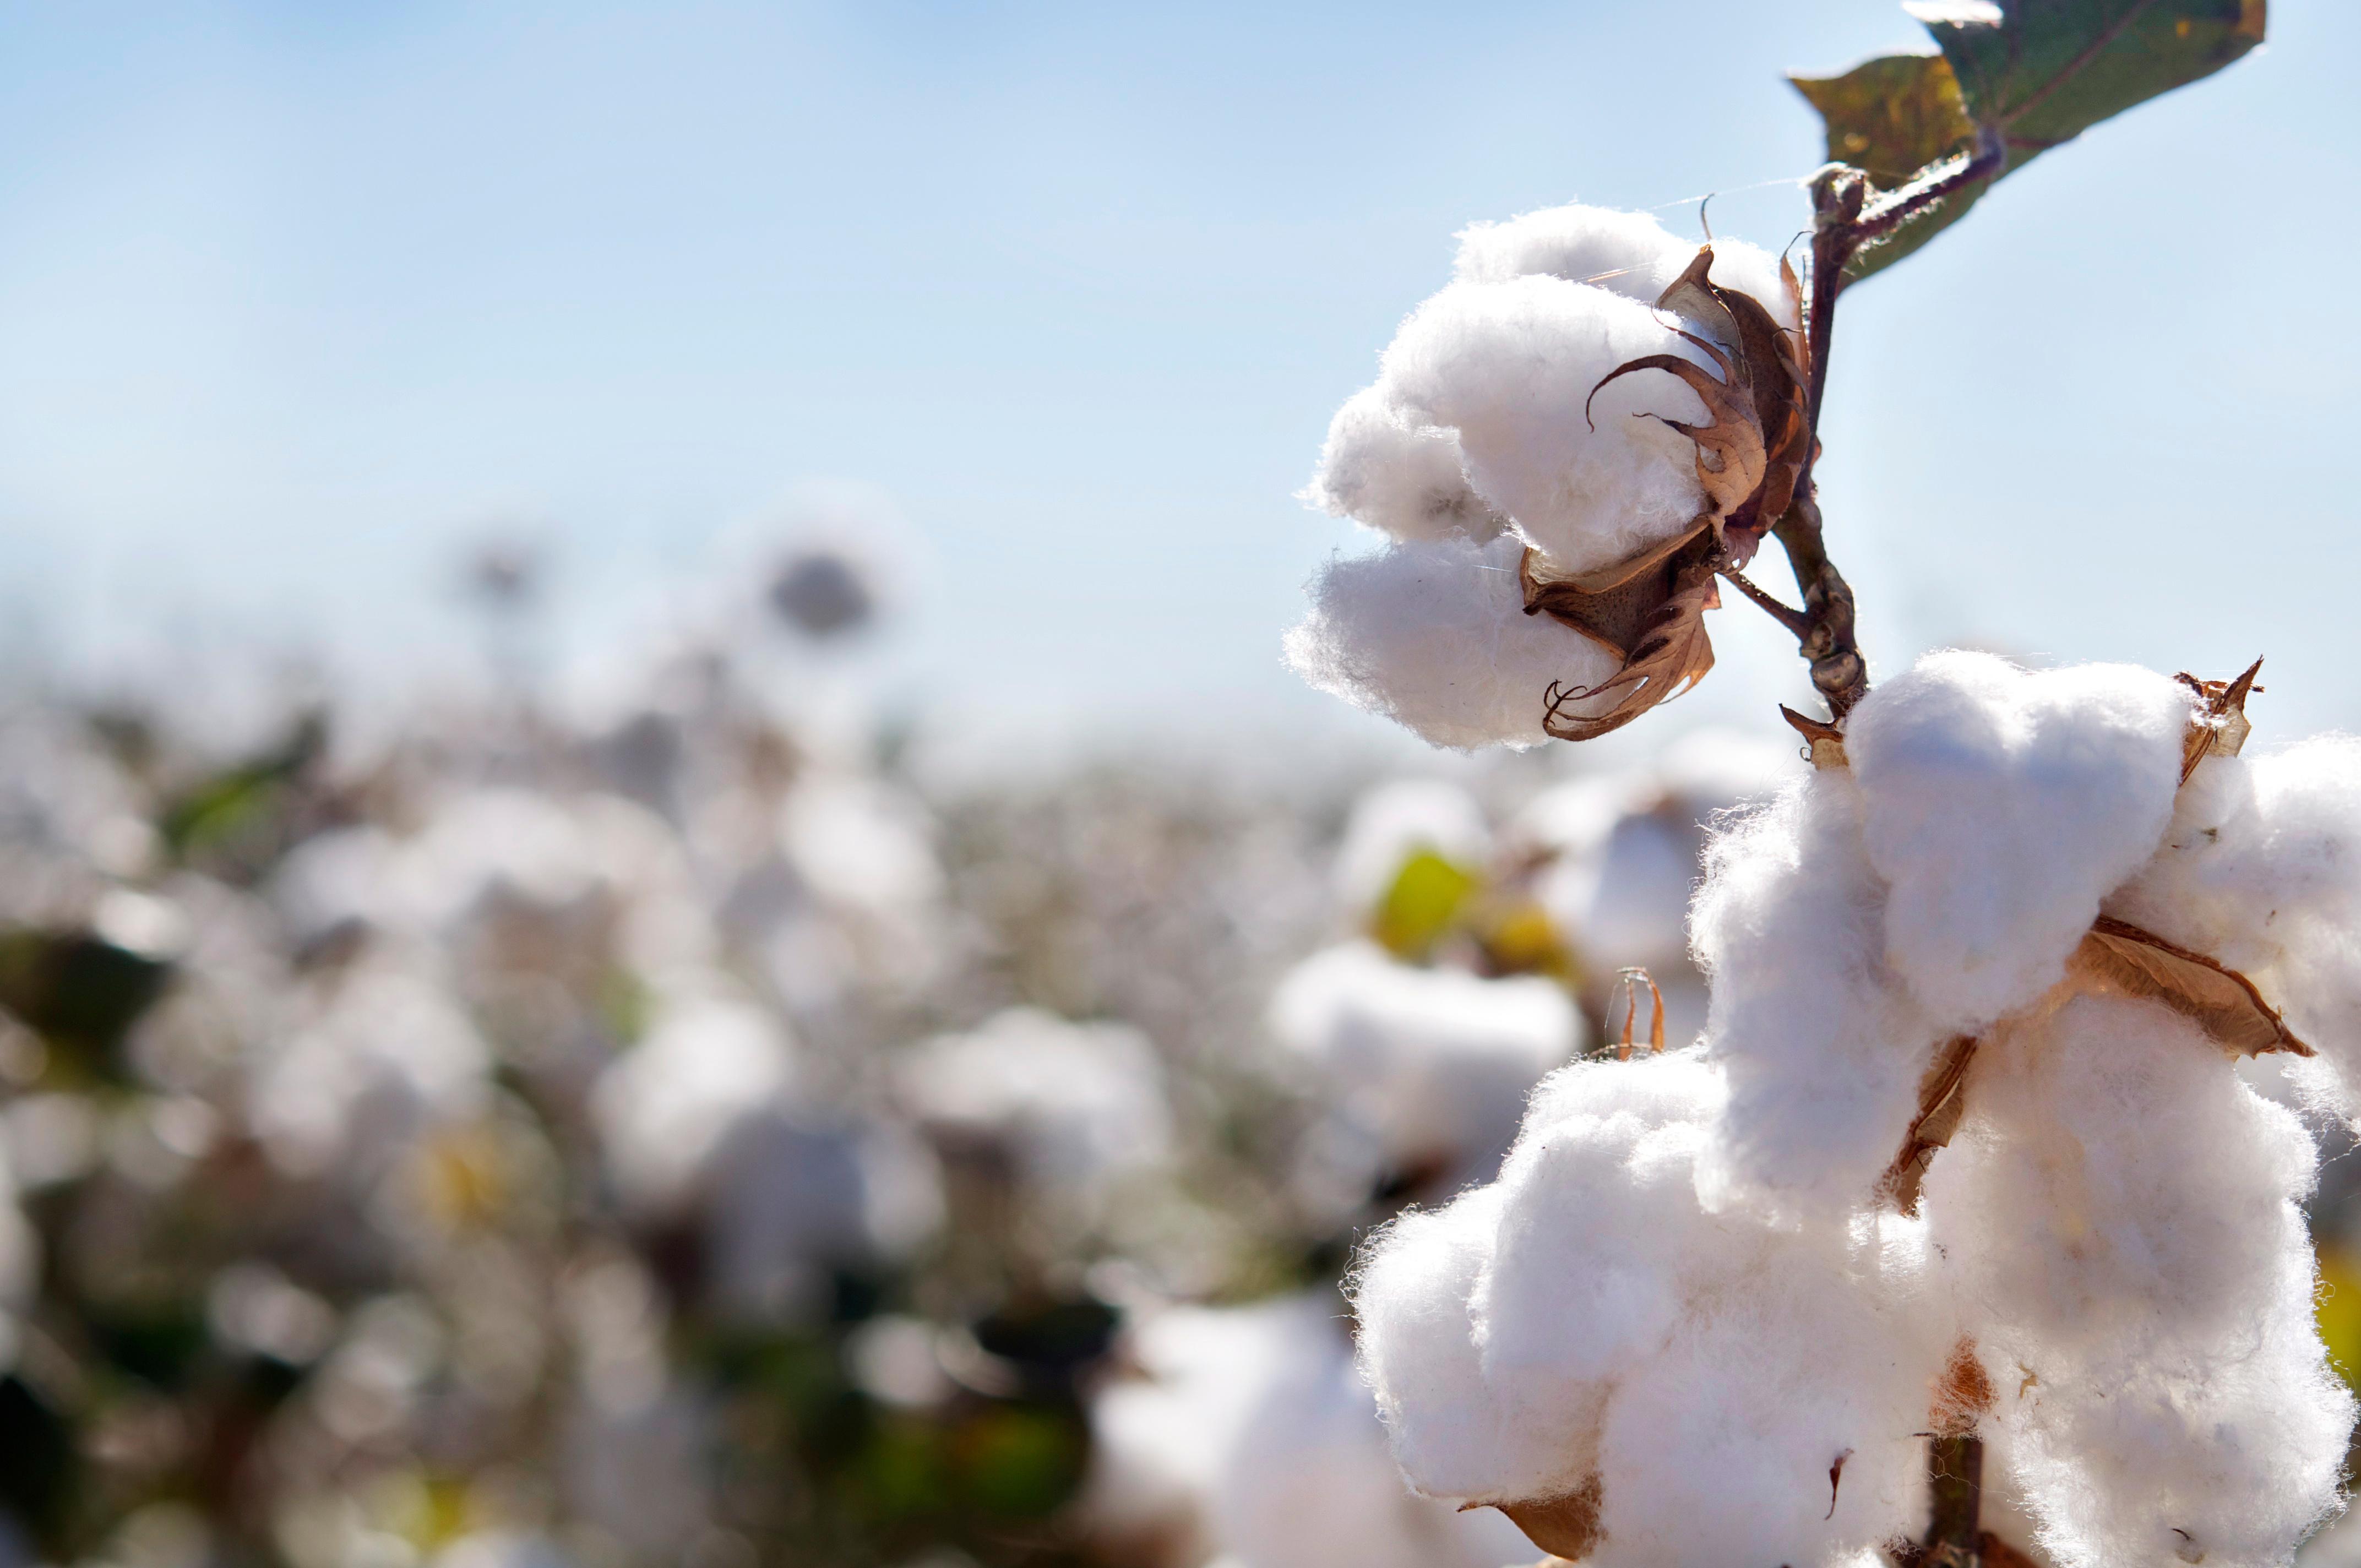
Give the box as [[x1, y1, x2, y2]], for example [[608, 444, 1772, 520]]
[[2175, 656, 2262, 783], [1781, 704, 1849, 770], [1877, 1033, 1980, 1216], [2070, 914, 2311, 1059], [1612, 967, 1666, 1060], [1534, 536, 1722, 744], [1487, 1477, 1603, 1561], [1588, 247, 1814, 559]]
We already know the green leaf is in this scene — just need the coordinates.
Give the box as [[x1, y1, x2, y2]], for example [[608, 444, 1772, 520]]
[[1789, 52, 1985, 279], [1792, 1, 2266, 281], [1912, 0, 2266, 157]]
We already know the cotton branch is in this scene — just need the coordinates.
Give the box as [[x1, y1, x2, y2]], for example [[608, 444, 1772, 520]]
[[1765, 128, 2007, 721]]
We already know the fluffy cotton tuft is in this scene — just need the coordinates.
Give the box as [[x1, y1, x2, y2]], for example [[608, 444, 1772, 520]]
[[1380, 275, 1713, 577], [1303, 386, 1505, 546], [1452, 202, 1798, 332], [1283, 532, 1620, 750], [1350, 1050, 1950, 1562], [1845, 652, 2191, 1032], [1923, 994, 2350, 1568]]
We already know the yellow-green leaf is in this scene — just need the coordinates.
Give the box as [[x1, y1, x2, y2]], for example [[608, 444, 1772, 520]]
[[1369, 848, 1478, 961]]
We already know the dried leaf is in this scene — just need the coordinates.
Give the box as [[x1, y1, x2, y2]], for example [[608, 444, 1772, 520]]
[[2175, 655, 2261, 783], [1879, 1033, 1981, 1216], [1541, 546, 1721, 743], [2070, 914, 2311, 1057], [1490, 1478, 1603, 1561]]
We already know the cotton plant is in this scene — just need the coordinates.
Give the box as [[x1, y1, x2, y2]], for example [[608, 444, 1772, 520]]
[[1286, 8, 2337, 1566]]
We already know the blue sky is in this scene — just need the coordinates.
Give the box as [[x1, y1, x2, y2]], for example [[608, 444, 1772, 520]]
[[1, 1, 2354, 760]]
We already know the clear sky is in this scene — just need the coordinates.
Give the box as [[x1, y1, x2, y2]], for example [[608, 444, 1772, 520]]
[[1, 1, 2355, 763]]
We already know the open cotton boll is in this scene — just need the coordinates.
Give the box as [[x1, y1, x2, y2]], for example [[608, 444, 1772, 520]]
[[590, 993, 798, 1211], [1303, 386, 1505, 545], [1454, 202, 1800, 331], [1691, 772, 1946, 1217], [701, 1112, 942, 1325], [1590, 1237, 1939, 1568], [895, 1008, 1172, 1199], [1331, 778, 1490, 919], [1380, 276, 1716, 578], [1466, 1052, 1732, 1501], [1846, 651, 2191, 1033], [1269, 942, 1579, 1185], [1923, 994, 2348, 1568], [1283, 532, 1622, 750]]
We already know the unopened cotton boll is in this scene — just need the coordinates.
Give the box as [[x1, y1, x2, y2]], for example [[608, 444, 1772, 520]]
[[1380, 275, 1715, 578], [1690, 771, 1946, 1217], [1284, 532, 1621, 750], [1304, 386, 1505, 545], [1845, 651, 2191, 1032], [1453, 202, 1799, 333], [1269, 942, 1578, 1186], [1923, 994, 2348, 1568]]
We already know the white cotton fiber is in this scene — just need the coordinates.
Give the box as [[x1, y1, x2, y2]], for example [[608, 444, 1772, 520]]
[[1304, 385, 1505, 545], [1453, 202, 1799, 331], [1380, 276, 1713, 578], [1846, 652, 2191, 1032], [1270, 941, 1577, 1185], [1283, 532, 1622, 750], [591, 992, 797, 1211], [1923, 994, 2349, 1568], [1589, 1233, 1939, 1568], [1690, 771, 1947, 1217]]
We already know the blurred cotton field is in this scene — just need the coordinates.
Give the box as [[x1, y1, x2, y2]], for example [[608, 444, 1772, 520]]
[[0, 529, 1831, 1568]]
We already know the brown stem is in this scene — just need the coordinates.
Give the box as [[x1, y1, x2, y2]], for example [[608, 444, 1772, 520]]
[[1771, 490, 1867, 716], [1922, 1435, 1985, 1567], [1718, 566, 1810, 636]]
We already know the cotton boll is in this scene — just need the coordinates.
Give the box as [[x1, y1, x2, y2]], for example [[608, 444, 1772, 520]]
[[1331, 778, 1490, 919], [1350, 1185, 1522, 1501], [1691, 772, 1947, 1217], [896, 1008, 1172, 1202], [1846, 652, 2191, 1032], [1304, 386, 1505, 545], [1924, 994, 2348, 1568], [1269, 942, 1579, 1186], [1537, 805, 1694, 973], [1453, 203, 1799, 330], [1284, 532, 1622, 750], [1590, 1237, 1936, 1568], [1380, 276, 1715, 578], [591, 993, 798, 1212], [1468, 1052, 1731, 1500]]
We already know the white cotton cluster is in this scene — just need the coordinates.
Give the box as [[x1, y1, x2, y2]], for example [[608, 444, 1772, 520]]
[[1290, 204, 1798, 750], [1082, 1292, 1532, 1568], [1270, 940, 1577, 1196], [1351, 1050, 1947, 1567], [1353, 650, 2361, 1567], [895, 1008, 1172, 1211]]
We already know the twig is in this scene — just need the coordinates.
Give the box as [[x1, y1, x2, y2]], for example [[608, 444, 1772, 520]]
[[1718, 567, 1810, 637]]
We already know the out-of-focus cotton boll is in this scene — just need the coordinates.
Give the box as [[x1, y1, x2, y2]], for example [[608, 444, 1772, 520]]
[[780, 773, 942, 918], [561, 1388, 715, 1558], [1452, 203, 1799, 333], [1379, 276, 1713, 578], [1923, 995, 2348, 1568], [252, 965, 491, 1180], [702, 1112, 941, 1324], [431, 1533, 575, 1568], [897, 1009, 1171, 1201], [271, 826, 404, 949], [407, 789, 606, 928], [1690, 772, 1944, 1217], [1331, 778, 1490, 919], [1084, 1293, 1528, 1568], [1302, 386, 1505, 546], [1270, 942, 1577, 1189], [1846, 652, 2191, 1033], [1210, 1295, 1536, 1568], [1284, 533, 1621, 751], [766, 543, 879, 640], [591, 993, 797, 1212]]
